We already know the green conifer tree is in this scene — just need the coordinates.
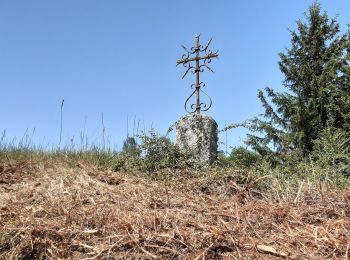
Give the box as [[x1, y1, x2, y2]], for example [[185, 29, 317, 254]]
[[247, 3, 350, 157]]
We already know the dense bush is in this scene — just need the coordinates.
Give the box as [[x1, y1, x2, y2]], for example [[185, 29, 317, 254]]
[[227, 147, 261, 167], [113, 130, 190, 173]]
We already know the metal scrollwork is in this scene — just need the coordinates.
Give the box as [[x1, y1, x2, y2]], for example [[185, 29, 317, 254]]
[[177, 34, 219, 113]]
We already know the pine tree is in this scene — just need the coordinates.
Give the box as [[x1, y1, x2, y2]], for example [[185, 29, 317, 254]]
[[246, 3, 350, 157]]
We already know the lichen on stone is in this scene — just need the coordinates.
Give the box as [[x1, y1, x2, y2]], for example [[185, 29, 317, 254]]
[[175, 113, 218, 165]]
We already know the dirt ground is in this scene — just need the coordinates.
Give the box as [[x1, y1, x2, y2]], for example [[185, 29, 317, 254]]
[[1, 160, 350, 259]]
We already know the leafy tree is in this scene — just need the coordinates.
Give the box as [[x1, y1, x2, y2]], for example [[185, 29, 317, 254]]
[[247, 3, 350, 157], [122, 136, 139, 155]]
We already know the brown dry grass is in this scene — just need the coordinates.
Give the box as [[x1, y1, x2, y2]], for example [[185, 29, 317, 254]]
[[1, 159, 350, 259]]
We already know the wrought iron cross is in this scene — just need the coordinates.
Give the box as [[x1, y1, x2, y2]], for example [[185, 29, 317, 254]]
[[177, 34, 219, 113]]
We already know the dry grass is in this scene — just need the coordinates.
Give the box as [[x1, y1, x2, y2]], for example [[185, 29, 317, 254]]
[[1, 159, 350, 259]]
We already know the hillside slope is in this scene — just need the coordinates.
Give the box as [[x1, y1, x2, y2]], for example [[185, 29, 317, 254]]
[[1, 159, 350, 259]]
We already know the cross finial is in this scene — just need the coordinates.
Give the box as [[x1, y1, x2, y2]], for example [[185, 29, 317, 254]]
[[195, 33, 199, 41], [177, 35, 219, 113]]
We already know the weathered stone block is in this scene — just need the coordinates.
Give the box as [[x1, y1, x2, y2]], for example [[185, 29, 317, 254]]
[[175, 113, 218, 165]]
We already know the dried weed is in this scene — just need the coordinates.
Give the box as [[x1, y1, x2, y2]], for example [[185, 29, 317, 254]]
[[0, 160, 349, 259]]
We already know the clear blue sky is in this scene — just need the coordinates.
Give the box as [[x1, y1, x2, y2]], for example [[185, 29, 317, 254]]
[[1, 1, 349, 151]]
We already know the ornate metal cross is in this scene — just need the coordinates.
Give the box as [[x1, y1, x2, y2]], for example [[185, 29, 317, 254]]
[[177, 34, 219, 113]]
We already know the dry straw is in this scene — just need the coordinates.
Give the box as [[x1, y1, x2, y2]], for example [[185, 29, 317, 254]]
[[1, 160, 350, 259]]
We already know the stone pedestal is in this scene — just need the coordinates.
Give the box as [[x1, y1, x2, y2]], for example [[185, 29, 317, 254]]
[[175, 113, 218, 165]]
